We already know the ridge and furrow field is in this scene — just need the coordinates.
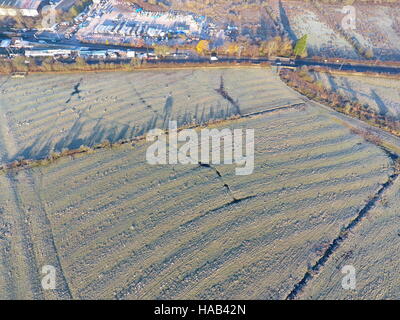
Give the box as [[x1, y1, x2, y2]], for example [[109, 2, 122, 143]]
[[0, 67, 397, 299], [298, 177, 400, 300], [0, 68, 301, 163], [27, 103, 393, 299]]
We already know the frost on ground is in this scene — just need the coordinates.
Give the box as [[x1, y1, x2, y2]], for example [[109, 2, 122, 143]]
[[0, 68, 398, 300], [299, 177, 400, 300], [270, 0, 358, 59], [270, 1, 400, 60], [313, 72, 400, 118], [345, 4, 400, 61], [0, 68, 301, 164], [0, 100, 395, 299]]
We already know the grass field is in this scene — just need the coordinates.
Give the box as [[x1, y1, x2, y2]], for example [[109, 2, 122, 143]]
[[270, 1, 400, 60], [0, 96, 395, 298], [0, 68, 301, 163], [270, 0, 358, 59], [299, 177, 400, 300], [0, 67, 398, 299], [313, 72, 400, 118]]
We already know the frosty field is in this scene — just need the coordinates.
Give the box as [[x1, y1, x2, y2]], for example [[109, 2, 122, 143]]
[[0, 68, 301, 163], [313, 72, 400, 118], [0, 67, 399, 299], [299, 177, 400, 300], [270, 1, 400, 60]]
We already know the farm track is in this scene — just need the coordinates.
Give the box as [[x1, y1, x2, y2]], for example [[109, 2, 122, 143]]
[[19, 170, 73, 299], [2, 173, 43, 299], [0, 96, 72, 299]]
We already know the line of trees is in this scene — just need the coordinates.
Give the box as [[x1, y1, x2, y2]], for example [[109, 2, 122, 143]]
[[280, 67, 400, 136], [0, 55, 270, 74], [0, 56, 147, 73], [189, 36, 294, 58], [311, 1, 374, 59], [57, 0, 93, 22]]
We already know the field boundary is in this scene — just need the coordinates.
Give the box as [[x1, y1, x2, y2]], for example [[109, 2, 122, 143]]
[[279, 69, 400, 154], [286, 166, 400, 300], [278, 70, 400, 299], [0, 62, 271, 76]]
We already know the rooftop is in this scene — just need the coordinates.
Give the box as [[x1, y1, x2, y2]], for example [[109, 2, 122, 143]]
[[0, 0, 42, 10]]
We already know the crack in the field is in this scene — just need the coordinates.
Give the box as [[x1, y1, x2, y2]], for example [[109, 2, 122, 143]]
[[197, 162, 254, 203], [286, 156, 400, 300], [215, 75, 241, 116]]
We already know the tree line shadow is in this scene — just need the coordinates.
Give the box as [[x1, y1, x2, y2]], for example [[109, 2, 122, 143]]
[[12, 93, 239, 162]]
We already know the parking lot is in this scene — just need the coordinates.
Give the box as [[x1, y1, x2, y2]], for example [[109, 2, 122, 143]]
[[75, 0, 211, 46]]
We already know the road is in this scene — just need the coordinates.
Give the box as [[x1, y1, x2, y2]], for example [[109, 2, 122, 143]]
[[2, 31, 400, 74], [146, 57, 400, 75], [296, 59, 400, 75]]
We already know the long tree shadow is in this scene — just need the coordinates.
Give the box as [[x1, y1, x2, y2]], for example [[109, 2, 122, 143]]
[[215, 75, 241, 116], [257, 15, 279, 40], [342, 77, 358, 100], [11, 77, 242, 162], [370, 89, 389, 116], [65, 78, 83, 104], [279, 0, 297, 41]]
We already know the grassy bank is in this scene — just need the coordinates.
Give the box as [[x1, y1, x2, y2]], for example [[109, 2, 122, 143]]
[[280, 67, 400, 137]]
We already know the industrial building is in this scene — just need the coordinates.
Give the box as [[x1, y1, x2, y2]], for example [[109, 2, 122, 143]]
[[24, 48, 72, 57], [0, 0, 43, 17]]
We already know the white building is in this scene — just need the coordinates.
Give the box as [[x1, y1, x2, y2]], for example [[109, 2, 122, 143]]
[[127, 50, 136, 58], [0, 0, 43, 17], [25, 49, 72, 57]]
